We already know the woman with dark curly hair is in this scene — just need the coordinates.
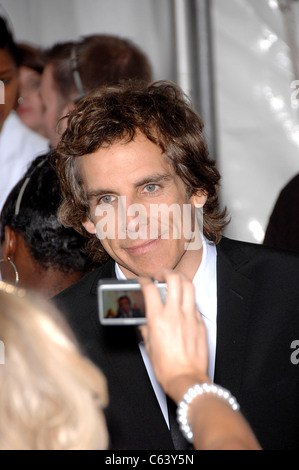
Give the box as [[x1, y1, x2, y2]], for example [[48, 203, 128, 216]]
[[0, 152, 99, 298]]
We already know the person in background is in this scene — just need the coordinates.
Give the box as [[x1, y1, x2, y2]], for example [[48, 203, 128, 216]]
[[40, 34, 152, 147], [0, 17, 48, 211], [0, 153, 99, 298], [263, 173, 299, 253], [0, 281, 108, 450], [15, 42, 48, 138], [139, 271, 261, 450], [116, 295, 143, 319]]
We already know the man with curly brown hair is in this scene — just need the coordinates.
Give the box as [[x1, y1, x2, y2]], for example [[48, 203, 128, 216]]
[[53, 80, 299, 451]]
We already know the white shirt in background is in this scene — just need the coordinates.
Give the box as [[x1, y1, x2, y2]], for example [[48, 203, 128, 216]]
[[0, 111, 49, 212]]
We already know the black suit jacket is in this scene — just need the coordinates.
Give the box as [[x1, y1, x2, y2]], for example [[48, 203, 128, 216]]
[[54, 237, 299, 450]]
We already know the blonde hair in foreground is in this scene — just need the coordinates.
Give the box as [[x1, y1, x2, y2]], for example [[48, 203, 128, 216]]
[[0, 282, 108, 450]]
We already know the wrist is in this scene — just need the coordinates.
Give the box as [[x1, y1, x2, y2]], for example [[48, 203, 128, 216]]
[[165, 374, 212, 404]]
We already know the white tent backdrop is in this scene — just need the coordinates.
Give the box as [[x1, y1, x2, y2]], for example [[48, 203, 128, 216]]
[[213, 0, 299, 243], [2, 0, 299, 244], [0, 0, 176, 81]]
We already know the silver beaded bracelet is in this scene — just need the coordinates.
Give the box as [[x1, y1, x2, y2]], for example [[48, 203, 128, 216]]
[[176, 382, 240, 443]]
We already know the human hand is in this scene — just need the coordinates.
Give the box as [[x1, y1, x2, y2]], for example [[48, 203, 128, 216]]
[[139, 270, 210, 404]]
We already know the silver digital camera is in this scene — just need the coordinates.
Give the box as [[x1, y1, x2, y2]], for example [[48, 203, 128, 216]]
[[98, 279, 167, 325]]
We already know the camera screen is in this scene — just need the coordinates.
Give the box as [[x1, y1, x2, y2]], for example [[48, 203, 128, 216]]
[[99, 282, 146, 324]]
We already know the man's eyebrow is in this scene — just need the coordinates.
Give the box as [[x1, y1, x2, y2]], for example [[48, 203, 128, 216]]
[[86, 174, 172, 200], [134, 173, 172, 187]]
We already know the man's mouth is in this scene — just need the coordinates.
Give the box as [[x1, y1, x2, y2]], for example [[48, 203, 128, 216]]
[[123, 237, 161, 255]]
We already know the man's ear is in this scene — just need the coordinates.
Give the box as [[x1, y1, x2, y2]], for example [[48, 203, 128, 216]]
[[82, 217, 96, 235], [191, 190, 208, 208], [3, 226, 17, 259]]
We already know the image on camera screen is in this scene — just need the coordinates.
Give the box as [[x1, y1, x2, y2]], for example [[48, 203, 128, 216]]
[[102, 287, 146, 321]]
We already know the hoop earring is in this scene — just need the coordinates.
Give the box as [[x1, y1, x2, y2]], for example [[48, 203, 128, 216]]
[[0, 257, 19, 285]]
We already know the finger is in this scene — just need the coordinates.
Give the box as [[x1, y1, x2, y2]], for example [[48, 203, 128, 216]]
[[138, 277, 163, 317], [162, 270, 184, 309], [194, 306, 204, 324], [138, 325, 149, 344], [152, 268, 172, 283], [180, 274, 197, 318]]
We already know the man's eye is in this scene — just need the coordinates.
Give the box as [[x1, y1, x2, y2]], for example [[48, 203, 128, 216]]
[[144, 184, 158, 193], [0, 78, 10, 85], [99, 195, 115, 204]]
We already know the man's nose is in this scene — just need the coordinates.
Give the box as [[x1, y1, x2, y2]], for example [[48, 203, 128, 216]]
[[118, 196, 148, 236]]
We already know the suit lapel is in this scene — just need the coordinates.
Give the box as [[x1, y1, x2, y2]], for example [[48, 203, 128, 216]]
[[214, 239, 254, 398], [90, 258, 116, 294]]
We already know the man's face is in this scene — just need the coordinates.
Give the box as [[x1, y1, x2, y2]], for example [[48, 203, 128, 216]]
[[16, 66, 45, 134], [118, 298, 131, 314], [80, 132, 206, 280], [0, 48, 18, 131], [40, 64, 69, 147]]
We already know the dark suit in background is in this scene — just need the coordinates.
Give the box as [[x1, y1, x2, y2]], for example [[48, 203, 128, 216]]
[[264, 173, 299, 253], [54, 237, 299, 450]]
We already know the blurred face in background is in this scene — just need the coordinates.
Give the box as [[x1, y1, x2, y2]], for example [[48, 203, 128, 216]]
[[0, 48, 18, 132], [16, 65, 47, 137], [40, 64, 71, 147]]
